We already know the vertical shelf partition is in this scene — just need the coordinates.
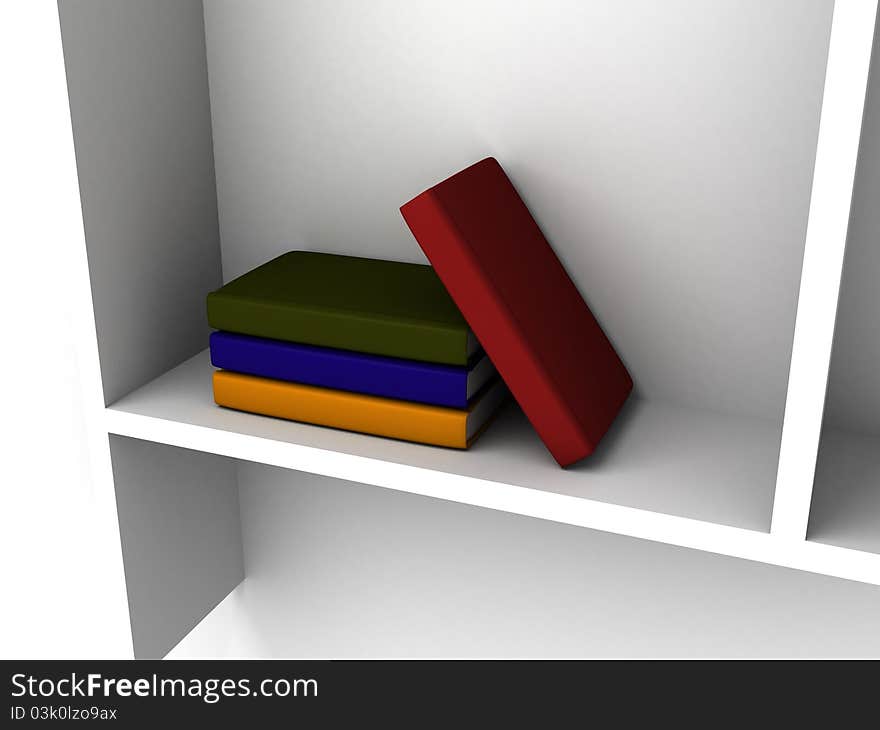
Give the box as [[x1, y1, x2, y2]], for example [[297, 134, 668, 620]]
[[771, 0, 879, 540], [808, 7, 880, 556]]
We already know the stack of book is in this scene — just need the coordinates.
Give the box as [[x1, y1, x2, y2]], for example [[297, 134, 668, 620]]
[[206, 251, 507, 448], [207, 157, 633, 465]]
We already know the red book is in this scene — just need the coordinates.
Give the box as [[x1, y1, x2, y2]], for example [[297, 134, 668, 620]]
[[400, 157, 632, 466]]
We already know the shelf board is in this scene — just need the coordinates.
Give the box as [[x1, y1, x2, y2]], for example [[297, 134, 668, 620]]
[[809, 427, 880, 555], [106, 350, 780, 526], [104, 350, 880, 585]]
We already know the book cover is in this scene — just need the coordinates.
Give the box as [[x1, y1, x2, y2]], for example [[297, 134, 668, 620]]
[[400, 157, 633, 466], [207, 251, 478, 365], [213, 370, 508, 448], [210, 331, 496, 408]]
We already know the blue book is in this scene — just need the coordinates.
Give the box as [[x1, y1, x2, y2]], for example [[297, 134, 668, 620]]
[[209, 331, 496, 408]]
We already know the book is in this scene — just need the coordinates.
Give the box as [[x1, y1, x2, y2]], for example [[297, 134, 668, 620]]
[[207, 251, 478, 365], [400, 157, 633, 466], [213, 370, 508, 448], [210, 331, 496, 408]]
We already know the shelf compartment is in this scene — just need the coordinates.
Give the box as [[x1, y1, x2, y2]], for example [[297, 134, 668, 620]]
[[163, 462, 880, 659], [107, 349, 780, 533], [60, 1, 837, 563]]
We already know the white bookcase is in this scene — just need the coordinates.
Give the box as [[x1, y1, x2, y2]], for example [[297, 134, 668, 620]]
[[54, 0, 880, 657]]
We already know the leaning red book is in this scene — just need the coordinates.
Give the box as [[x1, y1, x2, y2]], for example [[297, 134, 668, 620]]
[[400, 157, 632, 466]]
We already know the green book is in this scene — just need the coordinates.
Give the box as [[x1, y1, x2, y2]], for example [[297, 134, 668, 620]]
[[206, 251, 478, 365]]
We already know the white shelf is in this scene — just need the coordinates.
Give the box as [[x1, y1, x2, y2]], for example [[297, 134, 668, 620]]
[[105, 350, 880, 586], [107, 350, 779, 529]]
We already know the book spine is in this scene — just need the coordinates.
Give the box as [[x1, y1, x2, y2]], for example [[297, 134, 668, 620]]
[[206, 293, 469, 366], [213, 371, 468, 448], [210, 332, 469, 408], [401, 191, 592, 466]]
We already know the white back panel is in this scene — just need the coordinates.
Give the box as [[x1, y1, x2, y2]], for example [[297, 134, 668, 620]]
[[204, 0, 833, 419]]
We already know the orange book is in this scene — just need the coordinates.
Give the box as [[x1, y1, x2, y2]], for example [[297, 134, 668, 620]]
[[213, 370, 507, 448]]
